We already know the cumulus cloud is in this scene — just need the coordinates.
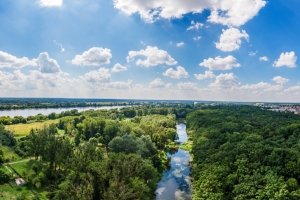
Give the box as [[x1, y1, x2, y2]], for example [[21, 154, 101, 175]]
[[193, 36, 202, 41], [163, 66, 189, 79], [39, 0, 62, 7], [194, 70, 215, 80], [273, 51, 297, 68], [209, 73, 239, 89], [111, 63, 128, 72], [176, 42, 184, 47], [34, 52, 60, 73], [284, 86, 300, 93], [149, 78, 171, 88], [259, 56, 268, 61], [215, 28, 249, 52], [208, 0, 266, 27], [0, 51, 37, 69], [199, 55, 240, 70], [113, 0, 266, 26], [81, 68, 111, 83], [0, 68, 72, 93], [177, 82, 197, 90], [272, 76, 289, 84], [108, 80, 132, 89], [241, 82, 283, 92], [127, 46, 177, 67], [71, 47, 112, 66], [187, 21, 203, 30]]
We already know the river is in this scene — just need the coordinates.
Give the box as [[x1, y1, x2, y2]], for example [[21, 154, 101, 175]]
[[155, 123, 191, 200], [0, 106, 126, 118]]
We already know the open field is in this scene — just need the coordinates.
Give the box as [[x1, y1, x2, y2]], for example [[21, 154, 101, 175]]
[[9, 159, 44, 178], [0, 160, 48, 200], [5, 119, 59, 137], [0, 182, 48, 200]]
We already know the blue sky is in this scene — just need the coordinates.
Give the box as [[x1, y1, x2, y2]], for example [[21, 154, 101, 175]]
[[0, 0, 300, 102]]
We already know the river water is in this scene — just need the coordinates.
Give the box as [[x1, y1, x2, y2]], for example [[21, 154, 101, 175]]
[[155, 123, 191, 200], [0, 106, 126, 118]]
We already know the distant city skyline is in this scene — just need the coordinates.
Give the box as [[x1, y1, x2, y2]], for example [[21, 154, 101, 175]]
[[0, 0, 299, 102]]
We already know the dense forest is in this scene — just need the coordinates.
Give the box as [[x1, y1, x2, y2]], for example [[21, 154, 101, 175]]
[[187, 105, 300, 199], [0, 106, 192, 199], [3, 103, 300, 199]]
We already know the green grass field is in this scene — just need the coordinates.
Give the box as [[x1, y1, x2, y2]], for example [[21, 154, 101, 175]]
[[5, 119, 59, 138], [0, 159, 48, 200], [9, 159, 44, 178]]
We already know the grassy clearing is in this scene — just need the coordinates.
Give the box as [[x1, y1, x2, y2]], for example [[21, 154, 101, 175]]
[[0, 183, 47, 200], [5, 119, 59, 138], [1, 146, 21, 162], [0, 159, 48, 200], [9, 159, 44, 178]]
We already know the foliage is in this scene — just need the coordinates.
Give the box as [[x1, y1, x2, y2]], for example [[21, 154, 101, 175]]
[[187, 105, 300, 199]]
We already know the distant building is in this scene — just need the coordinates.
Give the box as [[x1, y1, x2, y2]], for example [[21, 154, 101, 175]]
[[15, 178, 25, 186]]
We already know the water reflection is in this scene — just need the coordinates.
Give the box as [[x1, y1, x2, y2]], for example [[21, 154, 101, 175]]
[[155, 123, 191, 200]]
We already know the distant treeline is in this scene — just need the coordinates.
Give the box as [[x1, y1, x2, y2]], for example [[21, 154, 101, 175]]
[[0, 106, 194, 125]]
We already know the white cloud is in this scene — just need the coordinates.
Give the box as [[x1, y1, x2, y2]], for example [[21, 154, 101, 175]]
[[127, 46, 177, 67], [149, 78, 171, 88], [163, 66, 189, 79], [71, 47, 112, 66], [111, 63, 128, 72], [194, 70, 215, 80], [208, 0, 266, 27], [54, 40, 65, 52], [0, 68, 72, 93], [187, 21, 203, 30], [39, 0, 62, 7], [215, 28, 249, 52], [249, 51, 257, 56], [272, 76, 289, 84], [33, 52, 60, 73], [241, 82, 271, 90], [259, 56, 268, 61], [209, 73, 239, 89], [113, 0, 266, 26], [241, 82, 282, 91], [176, 42, 185, 47], [108, 80, 132, 89], [273, 51, 297, 68], [193, 36, 202, 41], [177, 82, 197, 90], [81, 68, 111, 83], [199, 55, 240, 70], [284, 86, 300, 93], [0, 51, 37, 69]]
